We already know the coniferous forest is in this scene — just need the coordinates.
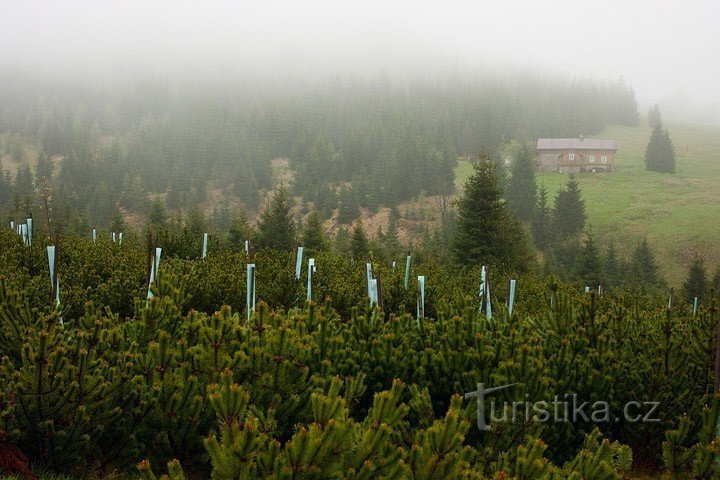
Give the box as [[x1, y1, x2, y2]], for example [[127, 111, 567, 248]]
[[0, 42, 718, 480], [0, 68, 640, 230]]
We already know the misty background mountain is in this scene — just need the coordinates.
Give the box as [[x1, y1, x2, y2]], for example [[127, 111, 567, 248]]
[[0, 67, 639, 227]]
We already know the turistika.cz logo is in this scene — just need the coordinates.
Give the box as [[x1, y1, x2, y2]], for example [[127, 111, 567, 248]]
[[464, 383, 660, 431]]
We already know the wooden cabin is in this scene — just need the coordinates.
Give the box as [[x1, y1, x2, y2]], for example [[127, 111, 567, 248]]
[[536, 137, 617, 173]]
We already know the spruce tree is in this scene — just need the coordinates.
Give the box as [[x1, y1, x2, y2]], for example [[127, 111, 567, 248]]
[[337, 185, 359, 224], [228, 207, 252, 252], [648, 103, 662, 128], [645, 122, 676, 173], [547, 236, 581, 281], [604, 241, 620, 289], [314, 183, 337, 219], [122, 174, 149, 212], [256, 186, 296, 251], [350, 222, 369, 262], [14, 163, 34, 197], [384, 206, 403, 257], [109, 208, 126, 233], [185, 207, 206, 237], [12, 164, 35, 217], [532, 185, 553, 250], [148, 198, 168, 228], [0, 170, 11, 206], [629, 238, 665, 291], [506, 144, 537, 223], [302, 210, 327, 256], [452, 156, 532, 270], [35, 150, 54, 184], [7, 133, 24, 162], [682, 257, 707, 303], [575, 230, 602, 287], [553, 174, 586, 239]]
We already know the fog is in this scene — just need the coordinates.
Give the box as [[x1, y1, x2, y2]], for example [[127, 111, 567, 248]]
[[2, 0, 719, 123]]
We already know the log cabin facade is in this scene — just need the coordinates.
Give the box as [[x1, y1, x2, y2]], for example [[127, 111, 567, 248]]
[[536, 137, 617, 173]]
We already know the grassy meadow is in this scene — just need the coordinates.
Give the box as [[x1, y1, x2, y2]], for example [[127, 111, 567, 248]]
[[456, 122, 720, 285]]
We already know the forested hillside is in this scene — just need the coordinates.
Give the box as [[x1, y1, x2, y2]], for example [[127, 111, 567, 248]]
[[0, 68, 639, 232]]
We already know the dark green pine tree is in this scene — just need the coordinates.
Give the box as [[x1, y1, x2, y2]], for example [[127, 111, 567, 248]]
[[166, 175, 190, 209], [256, 186, 296, 251], [603, 241, 621, 289], [575, 230, 602, 287], [314, 183, 337, 219], [147, 198, 168, 228], [109, 208, 126, 233], [35, 150, 54, 185], [301, 210, 327, 256], [14, 163, 34, 195], [532, 185, 553, 250], [644, 122, 676, 173], [452, 156, 533, 270], [648, 103, 662, 128], [384, 206, 403, 257], [337, 186, 359, 225], [506, 144, 537, 223], [0, 170, 12, 206], [185, 207, 206, 238], [350, 222, 369, 262], [13, 164, 35, 216], [629, 238, 665, 291], [228, 207, 253, 252], [682, 258, 707, 303], [547, 236, 581, 281], [121, 174, 149, 212], [553, 174, 586, 239]]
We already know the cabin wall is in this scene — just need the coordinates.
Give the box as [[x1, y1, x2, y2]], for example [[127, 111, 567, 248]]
[[536, 149, 615, 173]]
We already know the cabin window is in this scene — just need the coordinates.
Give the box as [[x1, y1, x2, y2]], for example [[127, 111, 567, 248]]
[[601, 155, 607, 163], [589, 155, 595, 163], [568, 153, 575, 160]]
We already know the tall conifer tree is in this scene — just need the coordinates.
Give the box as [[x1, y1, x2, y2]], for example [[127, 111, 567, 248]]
[[35, 150, 54, 185], [506, 144, 537, 223], [532, 185, 553, 250], [648, 103, 662, 128], [452, 155, 533, 270], [629, 238, 665, 291], [256, 186, 296, 251], [302, 210, 327, 256], [337, 186, 359, 225], [147, 198, 168, 228], [228, 207, 252, 252], [575, 230, 602, 287], [682, 258, 707, 303], [350, 222, 369, 262], [553, 174, 586, 239], [645, 122, 676, 173], [604, 241, 621, 289]]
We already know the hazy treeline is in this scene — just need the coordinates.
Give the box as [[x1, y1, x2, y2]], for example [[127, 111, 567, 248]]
[[0, 68, 638, 229]]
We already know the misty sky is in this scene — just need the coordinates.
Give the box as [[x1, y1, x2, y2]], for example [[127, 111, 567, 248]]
[[2, 0, 719, 110]]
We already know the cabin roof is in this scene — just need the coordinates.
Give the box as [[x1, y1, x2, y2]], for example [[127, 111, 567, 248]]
[[536, 138, 617, 151]]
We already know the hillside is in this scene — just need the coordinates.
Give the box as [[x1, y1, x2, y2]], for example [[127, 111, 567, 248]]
[[456, 122, 720, 286], [5, 120, 720, 286]]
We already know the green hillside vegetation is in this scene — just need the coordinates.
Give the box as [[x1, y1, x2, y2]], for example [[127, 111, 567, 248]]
[[1, 230, 719, 479], [6, 120, 720, 288], [456, 122, 720, 285]]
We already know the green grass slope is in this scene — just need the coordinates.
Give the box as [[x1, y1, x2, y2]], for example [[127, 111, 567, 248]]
[[455, 122, 720, 286]]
